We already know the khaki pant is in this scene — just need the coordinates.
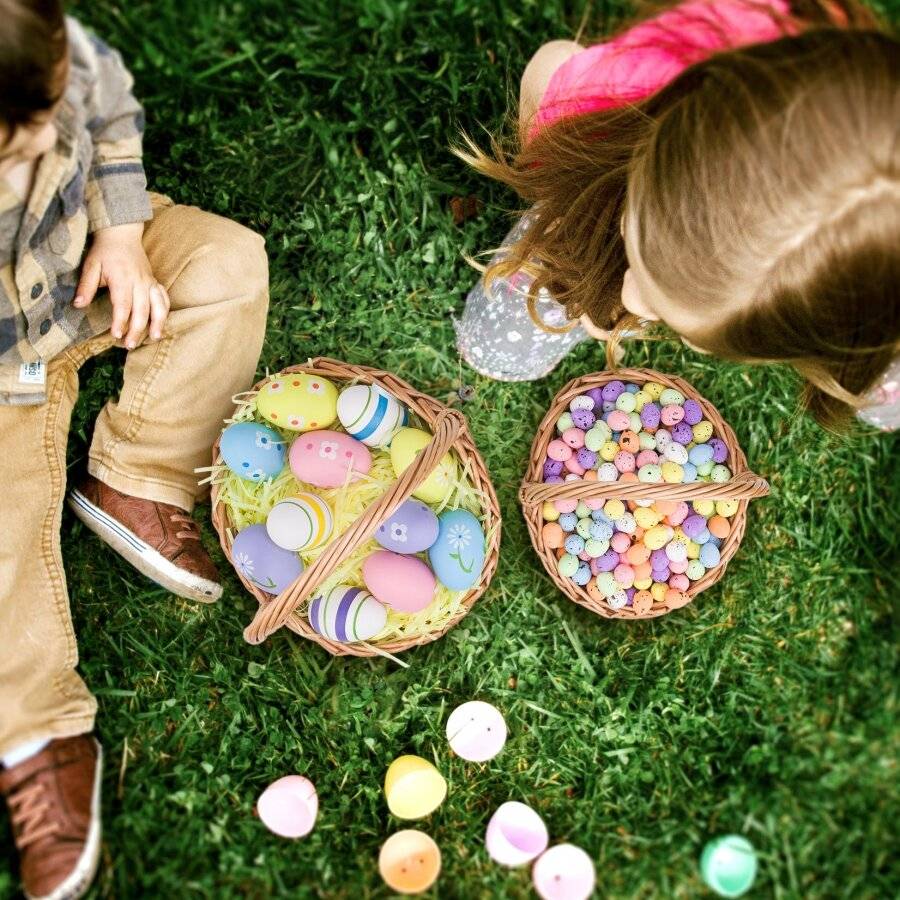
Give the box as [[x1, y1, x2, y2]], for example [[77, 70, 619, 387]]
[[0, 197, 269, 755]]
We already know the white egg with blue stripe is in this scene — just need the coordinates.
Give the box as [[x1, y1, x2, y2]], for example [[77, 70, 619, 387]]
[[336, 383, 408, 448], [308, 585, 387, 643]]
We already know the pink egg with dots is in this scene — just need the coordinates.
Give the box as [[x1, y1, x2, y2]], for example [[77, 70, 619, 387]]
[[669, 557, 689, 574], [669, 573, 690, 591], [636, 449, 659, 468], [614, 564, 635, 588], [666, 502, 690, 527], [660, 404, 685, 426], [607, 411, 630, 432], [611, 532, 631, 553], [614, 451, 635, 473], [562, 427, 585, 449], [554, 498, 578, 515], [547, 439, 572, 462], [585, 497, 604, 510], [289, 430, 371, 489], [564, 456, 585, 476]]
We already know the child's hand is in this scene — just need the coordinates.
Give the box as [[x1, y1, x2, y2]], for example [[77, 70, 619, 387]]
[[74, 223, 170, 349]]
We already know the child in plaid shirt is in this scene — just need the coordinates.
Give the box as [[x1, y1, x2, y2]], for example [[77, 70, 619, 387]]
[[0, 4, 269, 897]]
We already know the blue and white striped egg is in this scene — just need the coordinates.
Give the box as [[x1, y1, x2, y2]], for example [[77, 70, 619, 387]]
[[220, 422, 286, 481], [336, 384, 408, 448], [308, 585, 387, 643]]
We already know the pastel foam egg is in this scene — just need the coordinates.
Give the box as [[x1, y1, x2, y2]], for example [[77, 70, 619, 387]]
[[384, 756, 447, 819], [446, 700, 507, 762], [533, 844, 596, 900], [231, 524, 303, 595], [289, 429, 371, 488], [336, 382, 408, 447], [390, 428, 457, 504], [379, 830, 441, 895], [266, 492, 333, 551], [363, 551, 436, 613], [220, 422, 285, 481], [428, 509, 486, 591], [256, 775, 318, 838], [485, 801, 549, 867], [256, 373, 338, 431], [376, 499, 440, 554], [308, 585, 387, 643]]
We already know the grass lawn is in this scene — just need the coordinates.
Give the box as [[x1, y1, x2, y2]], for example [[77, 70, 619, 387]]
[[3, 0, 898, 897]]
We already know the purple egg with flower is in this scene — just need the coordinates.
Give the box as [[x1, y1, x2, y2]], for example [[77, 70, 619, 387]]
[[231, 524, 303, 594], [376, 499, 440, 554]]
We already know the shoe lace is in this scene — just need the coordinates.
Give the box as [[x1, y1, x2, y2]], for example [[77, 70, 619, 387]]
[[169, 512, 200, 542], [9, 782, 59, 849]]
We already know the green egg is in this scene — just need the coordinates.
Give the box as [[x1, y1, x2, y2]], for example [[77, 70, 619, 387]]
[[711, 464, 731, 483], [686, 559, 706, 580], [639, 432, 657, 450], [585, 538, 609, 558], [660, 388, 685, 405], [584, 426, 606, 452], [697, 460, 715, 477], [557, 412, 574, 433], [615, 392, 636, 413], [576, 501, 591, 519], [558, 554, 579, 578], [595, 572, 617, 596], [576, 518, 593, 540], [628, 412, 642, 432]]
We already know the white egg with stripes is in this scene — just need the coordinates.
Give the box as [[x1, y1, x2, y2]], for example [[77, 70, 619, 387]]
[[336, 384, 408, 448], [266, 492, 333, 552], [308, 585, 387, 643]]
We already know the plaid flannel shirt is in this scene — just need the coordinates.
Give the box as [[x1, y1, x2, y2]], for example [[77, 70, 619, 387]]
[[0, 17, 151, 405]]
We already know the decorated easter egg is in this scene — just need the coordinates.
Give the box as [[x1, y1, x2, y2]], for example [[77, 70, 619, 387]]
[[308, 585, 387, 643], [231, 524, 303, 594], [289, 430, 372, 489], [256, 373, 338, 432], [220, 422, 285, 481], [266, 492, 333, 551], [390, 428, 457, 504], [336, 383, 408, 447], [376, 499, 440, 554], [363, 550, 436, 612], [427, 510, 486, 591]]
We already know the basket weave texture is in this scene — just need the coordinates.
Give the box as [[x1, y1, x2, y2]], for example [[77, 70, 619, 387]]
[[211, 358, 502, 656], [519, 368, 769, 620]]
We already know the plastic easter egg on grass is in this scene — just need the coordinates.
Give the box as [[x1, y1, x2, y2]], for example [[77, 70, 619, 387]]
[[220, 422, 285, 481], [308, 585, 387, 643], [256, 775, 318, 838], [256, 373, 338, 431], [363, 550, 436, 613], [231, 524, 303, 594], [376, 499, 440, 554], [379, 830, 441, 894], [266, 492, 333, 551], [384, 756, 447, 819], [289, 430, 372, 488], [390, 428, 457, 504], [336, 382, 408, 447], [485, 802, 549, 866], [446, 700, 507, 762], [532, 844, 596, 900], [428, 509, 486, 591], [700, 835, 757, 898]]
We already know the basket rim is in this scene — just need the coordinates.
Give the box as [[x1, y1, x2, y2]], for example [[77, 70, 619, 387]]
[[521, 367, 767, 621], [211, 357, 502, 657]]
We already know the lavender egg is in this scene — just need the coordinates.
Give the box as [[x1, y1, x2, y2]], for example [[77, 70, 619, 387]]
[[601, 380, 626, 402], [640, 402, 661, 429], [709, 438, 729, 464], [375, 499, 440, 554], [586, 387, 605, 407], [571, 409, 596, 430], [231, 524, 303, 595], [682, 398, 704, 425], [543, 458, 564, 479], [671, 422, 693, 445], [576, 448, 597, 469]]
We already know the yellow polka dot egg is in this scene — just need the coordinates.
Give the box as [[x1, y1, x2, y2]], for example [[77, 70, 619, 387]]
[[256, 374, 338, 432]]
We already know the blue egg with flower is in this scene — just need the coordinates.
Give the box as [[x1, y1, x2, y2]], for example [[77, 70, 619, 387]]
[[428, 509, 486, 591], [220, 422, 286, 481]]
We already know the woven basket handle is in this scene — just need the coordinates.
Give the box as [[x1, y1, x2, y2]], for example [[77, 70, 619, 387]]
[[243, 408, 467, 645], [519, 469, 770, 506]]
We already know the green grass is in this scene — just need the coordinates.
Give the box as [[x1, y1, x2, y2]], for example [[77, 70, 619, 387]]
[[3, 0, 899, 897]]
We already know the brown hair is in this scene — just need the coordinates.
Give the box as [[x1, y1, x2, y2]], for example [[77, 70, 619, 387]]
[[458, 2, 899, 428], [0, 0, 68, 136]]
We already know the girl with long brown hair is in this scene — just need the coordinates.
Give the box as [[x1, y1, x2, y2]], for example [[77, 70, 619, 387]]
[[455, 0, 899, 430]]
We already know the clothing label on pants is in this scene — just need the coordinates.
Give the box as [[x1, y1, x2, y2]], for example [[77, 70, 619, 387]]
[[18, 361, 46, 385]]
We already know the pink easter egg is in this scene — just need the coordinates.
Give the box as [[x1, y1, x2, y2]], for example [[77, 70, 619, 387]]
[[613, 563, 634, 588], [564, 456, 586, 476], [289, 430, 372, 489], [257, 775, 318, 838], [554, 498, 578, 515], [606, 410, 630, 432], [562, 428, 585, 449], [660, 404, 685, 426], [547, 440, 572, 462], [614, 451, 635, 473], [669, 557, 689, 574], [666, 501, 690, 527], [584, 497, 604, 510], [533, 844, 596, 900], [635, 449, 659, 468], [669, 573, 690, 591], [610, 532, 631, 554], [363, 551, 436, 613]]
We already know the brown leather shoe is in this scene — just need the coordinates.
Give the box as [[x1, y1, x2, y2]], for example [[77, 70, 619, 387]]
[[0, 736, 102, 900], [68, 474, 222, 603]]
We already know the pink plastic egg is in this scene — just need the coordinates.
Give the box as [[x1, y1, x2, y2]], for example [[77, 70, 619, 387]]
[[613, 563, 635, 588], [553, 498, 578, 515], [564, 456, 586, 476], [289, 430, 372, 489], [257, 775, 318, 838], [669, 557, 689, 574], [363, 551, 436, 613], [636, 449, 659, 468], [666, 501, 690, 527]]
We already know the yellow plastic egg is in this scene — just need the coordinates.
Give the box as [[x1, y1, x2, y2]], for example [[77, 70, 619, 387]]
[[600, 441, 619, 462], [634, 507, 660, 529], [686, 540, 700, 559], [644, 382, 664, 400], [390, 428, 457, 505], [542, 501, 560, 522], [255, 373, 338, 432], [692, 420, 714, 443], [716, 499, 740, 517], [650, 582, 667, 602], [661, 462, 684, 483], [604, 499, 626, 521], [694, 499, 715, 517], [644, 525, 673, 550]]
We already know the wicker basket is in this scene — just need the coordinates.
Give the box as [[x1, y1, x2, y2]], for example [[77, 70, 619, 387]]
[[519, 368, 769, 620], [211, 358, 502, 656]]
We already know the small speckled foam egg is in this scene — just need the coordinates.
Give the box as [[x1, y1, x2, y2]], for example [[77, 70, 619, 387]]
[[659, 388, 685, 406], [336, 383, 408, 447], [220, 422, 286, 481], [256, 374, 338, 432]]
